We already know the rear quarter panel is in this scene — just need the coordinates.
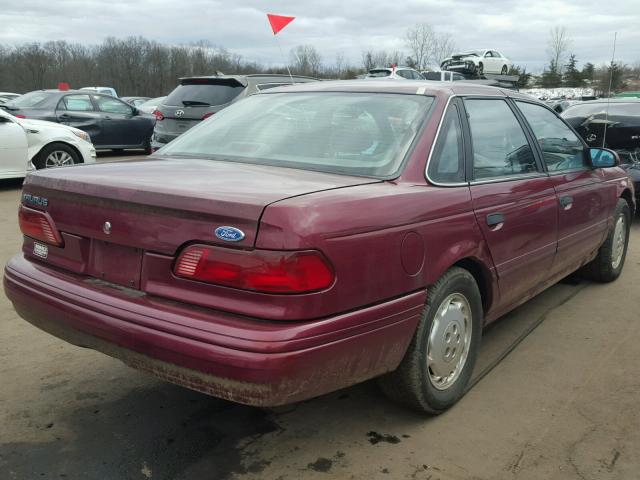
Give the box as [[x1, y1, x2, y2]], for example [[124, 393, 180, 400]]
[[256, 182, 496, 319]]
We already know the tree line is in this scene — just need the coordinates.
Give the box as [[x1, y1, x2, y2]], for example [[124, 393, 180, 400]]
[[0, 25, 637, 97], [0, 26, 459, 96]]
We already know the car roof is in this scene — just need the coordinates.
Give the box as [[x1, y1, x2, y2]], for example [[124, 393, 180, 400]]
[[577, 98, 640, 105], [259, 79, 531, 99]]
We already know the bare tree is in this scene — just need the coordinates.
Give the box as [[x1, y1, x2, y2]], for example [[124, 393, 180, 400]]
[[432, 32, 457, 67], [547, 26, 571, 75], [405, 24, 435, 71], [290, 45, 322, 77]]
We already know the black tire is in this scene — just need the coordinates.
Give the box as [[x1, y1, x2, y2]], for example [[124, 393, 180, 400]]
[[501, 65, 508, 75], [144, 140, 153, 155], [580, 198, 631, 282], [378, 267, 483, 414], [477, 62, 484, 77], [33, 142, 80, 170]]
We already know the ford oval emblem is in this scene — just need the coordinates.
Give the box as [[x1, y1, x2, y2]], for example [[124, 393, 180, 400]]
[[215, 226, 245, 242]]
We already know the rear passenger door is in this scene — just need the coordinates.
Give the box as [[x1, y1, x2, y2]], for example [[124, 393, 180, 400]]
[[463, 98, 559, 309], [515, 101, 609, 276], [56, 94, 104, 145]]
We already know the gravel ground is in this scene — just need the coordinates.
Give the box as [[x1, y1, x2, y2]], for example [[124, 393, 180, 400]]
[[1, 159, 639, 480]]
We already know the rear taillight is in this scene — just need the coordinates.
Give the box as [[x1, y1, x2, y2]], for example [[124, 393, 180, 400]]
[[18, 205, 64, 247], [202, 112, 214, 120], [15, 114, 26, 119], [174, 245, 334, 294], [152, 109, 164, 121]]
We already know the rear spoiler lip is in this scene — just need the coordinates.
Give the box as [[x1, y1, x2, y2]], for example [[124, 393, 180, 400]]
[[178, 76, 248, 88]]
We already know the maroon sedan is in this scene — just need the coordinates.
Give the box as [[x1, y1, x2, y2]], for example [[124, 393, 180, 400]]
[[4, 81, 634, 413]]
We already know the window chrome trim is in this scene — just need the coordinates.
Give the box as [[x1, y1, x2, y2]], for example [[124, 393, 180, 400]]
[[424, 95, 467, 187], [469, 172, 549, 186], [425, 93, 536, 187]]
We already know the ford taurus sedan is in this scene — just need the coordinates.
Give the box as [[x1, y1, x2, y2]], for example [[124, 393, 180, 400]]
[[3, 81, 634, 413]]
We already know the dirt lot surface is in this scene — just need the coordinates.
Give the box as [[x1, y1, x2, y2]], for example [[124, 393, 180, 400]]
[[1, 155, 639, 479]]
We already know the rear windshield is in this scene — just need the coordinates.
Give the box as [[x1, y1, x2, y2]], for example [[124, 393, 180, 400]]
[[158, 92, 433, 178], [164, 81, 245, 107], [368, 70, 392, 77], [8, 91, 51, 108]]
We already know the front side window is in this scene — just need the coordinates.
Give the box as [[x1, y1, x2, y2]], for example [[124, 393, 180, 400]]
[[159, 92, 433, 178], [94, 96, 133, 115], [427, 105, 464, 183], [59, 95, 94, 112], [517, 101, 586, 172], [465, 99, 537, 180]]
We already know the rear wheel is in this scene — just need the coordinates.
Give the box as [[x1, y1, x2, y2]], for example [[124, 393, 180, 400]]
[[581, 198, 630, 282], [33, 143, 80, 169], [378, 267, 483, 413]]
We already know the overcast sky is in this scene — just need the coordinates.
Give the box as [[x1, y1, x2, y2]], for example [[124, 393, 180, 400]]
[[1, 0, 638, 72]]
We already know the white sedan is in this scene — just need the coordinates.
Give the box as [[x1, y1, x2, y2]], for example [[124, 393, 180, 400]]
[[0, 108, 96, 179], [441, 49, 512, 76]]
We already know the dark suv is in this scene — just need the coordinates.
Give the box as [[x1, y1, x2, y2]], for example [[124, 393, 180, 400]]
[[151, 74, 318, 148]]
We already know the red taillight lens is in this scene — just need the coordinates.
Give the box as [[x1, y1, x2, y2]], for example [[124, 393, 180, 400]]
[[202, 112, 214, 120], [174, 245, 334, 294], [18, 205, 63, 247], [152, 109, 164, 121], [15, 114, 26, 119]]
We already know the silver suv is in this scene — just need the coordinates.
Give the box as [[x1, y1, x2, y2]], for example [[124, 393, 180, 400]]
[[152, 74, 317, 148]]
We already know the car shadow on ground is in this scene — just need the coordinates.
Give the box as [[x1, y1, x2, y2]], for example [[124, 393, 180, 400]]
[[0, 277, 588, 480]]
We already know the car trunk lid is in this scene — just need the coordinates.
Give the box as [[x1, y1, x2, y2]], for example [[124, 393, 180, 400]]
[[21, 158, 379, 287]]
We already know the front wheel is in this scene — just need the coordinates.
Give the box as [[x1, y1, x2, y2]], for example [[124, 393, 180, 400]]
[[501, 65, 508, 75], [477, 63, 484, 76], [33, 143, 80, 169], [378, 267, 483, 413], [580, 199, 631, 282]]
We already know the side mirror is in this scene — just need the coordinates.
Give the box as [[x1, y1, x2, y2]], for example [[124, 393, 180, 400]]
[[589, 147, 619, 168]]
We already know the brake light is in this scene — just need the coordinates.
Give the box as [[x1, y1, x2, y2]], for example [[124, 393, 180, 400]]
[[174, 245, 334, 294], [202, 112, 214, 120], [15, 114, 26, 119], [153, 109, 164, 121], [18, 205, 64, 247]]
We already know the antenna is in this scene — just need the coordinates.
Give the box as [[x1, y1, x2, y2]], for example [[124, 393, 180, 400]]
[[274, 34, 295, 85], [602, 32, 618, 149]]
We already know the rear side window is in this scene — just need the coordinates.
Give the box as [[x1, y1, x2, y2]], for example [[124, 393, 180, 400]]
[[465, 99, 537, 180], [165, 81, 245, 107], [59, 95, 94, 112], [423, 72, 441, 80], [256, 83, 287, 91], [428, 105, 464, 183], [516, 101, 586, 172]]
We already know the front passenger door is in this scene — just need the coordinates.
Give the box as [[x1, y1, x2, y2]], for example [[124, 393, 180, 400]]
[[515, 101, 609, 277], [93, 95, 140, 147], [464, 98, 559, 310]]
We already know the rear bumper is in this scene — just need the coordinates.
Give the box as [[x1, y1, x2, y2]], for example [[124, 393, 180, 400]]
[[4, 254, 424, 406]]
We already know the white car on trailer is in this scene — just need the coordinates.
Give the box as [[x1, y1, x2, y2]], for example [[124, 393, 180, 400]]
[[0, 108, 96, 179], [441, 49, 512, 76]]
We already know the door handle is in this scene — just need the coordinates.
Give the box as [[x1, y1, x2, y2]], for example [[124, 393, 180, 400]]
[[59, 113, 70, 119], [486, 213, 505, 227], [559, 195, 573, 208], [104, 115, 113, 120]]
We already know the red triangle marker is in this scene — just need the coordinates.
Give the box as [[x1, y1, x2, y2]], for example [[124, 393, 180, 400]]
[[267, 13, 295, 35]]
